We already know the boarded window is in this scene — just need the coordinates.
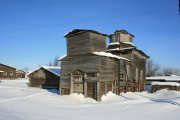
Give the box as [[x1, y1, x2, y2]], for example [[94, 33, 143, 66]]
[[120, 74, 124, 80]]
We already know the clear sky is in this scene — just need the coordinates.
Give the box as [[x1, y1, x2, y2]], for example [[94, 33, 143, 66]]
[[0, 0, 180, 71]]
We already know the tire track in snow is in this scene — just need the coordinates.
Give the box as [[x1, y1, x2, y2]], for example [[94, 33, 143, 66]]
[[0, 92, 47, 103], [132, 92, 180, 107]]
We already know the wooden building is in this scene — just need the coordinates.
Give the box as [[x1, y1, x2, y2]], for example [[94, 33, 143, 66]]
[[0, 63, 16, 79], [151, 82, 180, 93], [60, 29, 149, 101], [107, 30, 149, 92], [28, 66, 60, 89], [16, 69, 26, 79], [146, 75, 180, 92]]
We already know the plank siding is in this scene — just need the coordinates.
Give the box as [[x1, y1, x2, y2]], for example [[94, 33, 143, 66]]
[[0, 64, 16, 79], [28, 68, 60, 89], [60, 29, 148, 101]]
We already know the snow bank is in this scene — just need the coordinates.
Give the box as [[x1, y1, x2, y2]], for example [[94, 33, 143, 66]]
[[153, 89, 180, 99], [69, 93, 97, 104], [101, 92, 120, 102], [0, 80, 180, 120]]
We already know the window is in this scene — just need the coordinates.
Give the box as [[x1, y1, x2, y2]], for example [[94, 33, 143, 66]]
[[86, 73, 97, 77], [9, 71, 13, 76], [120, 74, 124, 80], [3, 71, 7, 76], [73, 77, 81, 82]]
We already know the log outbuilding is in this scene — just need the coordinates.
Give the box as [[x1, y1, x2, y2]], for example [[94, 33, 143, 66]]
[[28, 66, 60, 89]]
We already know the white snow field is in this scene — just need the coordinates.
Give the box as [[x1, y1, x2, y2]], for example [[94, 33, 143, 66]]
[[0, 79, 180, 120]]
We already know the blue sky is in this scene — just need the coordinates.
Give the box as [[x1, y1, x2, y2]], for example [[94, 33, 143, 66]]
[[0, 0, 180, 70]]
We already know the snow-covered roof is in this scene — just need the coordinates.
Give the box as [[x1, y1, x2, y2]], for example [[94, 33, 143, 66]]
[[151, 82, 180, 86], [0, 70, 4, 73], [107, 47, 136, 52], [122, 42, 134, 46], [29, 66, 60, 77], [58, 54, 67, 61], [146, 75, 180, 81], [64, 29, 108, 37], [108, 42, 120, 45], [93, 52, 130, 62], [41, 66, 60, 76]]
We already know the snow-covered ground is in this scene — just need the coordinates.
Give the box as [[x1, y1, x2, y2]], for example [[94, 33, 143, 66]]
[[0, 79, 180, 120]]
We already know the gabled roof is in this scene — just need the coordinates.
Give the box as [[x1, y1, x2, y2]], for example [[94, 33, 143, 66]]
[[42, 66, 60, 76], [107, 42, 149, 58], [0, 63, 16, 70], [16, 69, 26, 74], [28, 66, 60, 77], [64, 29, 108, 37], [110, 30, 134, 37]]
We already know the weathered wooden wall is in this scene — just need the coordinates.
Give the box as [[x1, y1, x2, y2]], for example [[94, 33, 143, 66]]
[[61, 29, 148, 101], [151, 85, 180, 93], [60, 54, 100, 94], [0, 64, 16, 79], [67, 32, 106, 56], [29, 69, 59, 89]]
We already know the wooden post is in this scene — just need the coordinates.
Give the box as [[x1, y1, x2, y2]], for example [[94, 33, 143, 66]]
[[97, 81, 100, 101], [117, 60, 120, 95], [70, 73, 73, 94]]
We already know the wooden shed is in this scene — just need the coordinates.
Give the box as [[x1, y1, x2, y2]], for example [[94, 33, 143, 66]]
[[146, 75, 180, 92], [60, 29, 149, 101], [16, 69, 26, 79], [151, 82, 180, 93], [28, 66, 60, 89], [0, 63, 16, 79]]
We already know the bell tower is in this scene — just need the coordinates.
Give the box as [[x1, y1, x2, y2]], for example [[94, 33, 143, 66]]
[[109, 30, 134, 43]]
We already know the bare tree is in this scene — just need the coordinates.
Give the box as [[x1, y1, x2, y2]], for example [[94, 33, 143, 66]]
[[23, 67, 29, 72], [48, 60, 52, 66], [146, 59, 160, 77], [163, 67, 180, 76], [53, 56, 60, 66], [47, 56, 60, 66]]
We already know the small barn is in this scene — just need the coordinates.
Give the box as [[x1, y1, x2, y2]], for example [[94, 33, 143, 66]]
[[0, 63, 16, 79], [28, 66, 60, 89], [146, 75, 180, 92], [16, 69, 26, 79]]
